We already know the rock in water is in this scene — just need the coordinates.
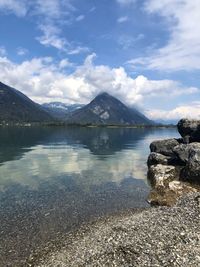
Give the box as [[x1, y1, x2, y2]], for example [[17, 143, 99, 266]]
[[147, 118, 200, 206], [150, 138, 180, 156], [173, 142, 200, 164], [148, 164, 180, 188], [147, 152, 180, 167], [147, 152, 171, 167]]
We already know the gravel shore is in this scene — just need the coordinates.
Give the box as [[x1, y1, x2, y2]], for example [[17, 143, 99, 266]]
[[35, 193, 200, 267]]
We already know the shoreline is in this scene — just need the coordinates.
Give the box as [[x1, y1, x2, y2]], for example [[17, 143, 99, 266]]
[[0, 122, 176, 128], [28, 193, 200, 267], [26, 207, 147, 266]]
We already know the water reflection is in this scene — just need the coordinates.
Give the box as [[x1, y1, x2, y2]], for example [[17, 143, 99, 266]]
[[0, 127, 155, 189], [0, 126, 178, 265]]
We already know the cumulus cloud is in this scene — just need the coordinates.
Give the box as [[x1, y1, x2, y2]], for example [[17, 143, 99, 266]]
[[0, 54, 198, 111], [146, 102, 200, 121], [128, 0, 200, 71]]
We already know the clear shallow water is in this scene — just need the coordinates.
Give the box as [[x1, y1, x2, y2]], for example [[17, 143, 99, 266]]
[[0, 126, 179, 265]]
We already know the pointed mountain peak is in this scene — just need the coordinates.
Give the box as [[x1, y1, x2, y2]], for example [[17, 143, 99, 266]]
[[97, 92, 110, 97], [67, 92, 153, 125], [94, 92, 112, 100], [92, 92, 118, 104]]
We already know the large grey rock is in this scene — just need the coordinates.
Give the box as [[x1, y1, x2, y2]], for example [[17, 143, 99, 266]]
[[148, 164, 180, 189], [177, 118, 200, 142], [173, 143, 200, 164], [147, 152, 170, 166], [181, 143, 200, 183], [147, 152, 179, 167], [150, 138, 180, 157]]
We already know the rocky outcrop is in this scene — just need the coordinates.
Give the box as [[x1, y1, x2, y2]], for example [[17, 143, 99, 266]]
[[150, 138, 180, 156], [181, 143, 200, 183], [147, 119, 200, 206], [147, 152, 180, 166], [148, 164, 180, 188]]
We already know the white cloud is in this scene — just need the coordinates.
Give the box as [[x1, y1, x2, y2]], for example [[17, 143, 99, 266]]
[[34, 1, 79, 52], [36, 23, 89, 54], [129, 0, 200, 71], [34, 0, 75, 19], [59, 58, 73, 69], [117, 0, 136, 5], [0, 0, 28, 17], [117, 16, 128, 23], [146, 102, 200, 121], [0, 0, 88, 54], [0, 0, 75, 18], [76, 14, 85, 22], [68, 46, 90, 55], [89, 6, 96, 13], [0, 54, 198, 112], [34, 1, 89, 54], [17, 47, 29, 56], [37, 23, 69, 51], [0, 46, 7, 56], [118, 34, 144, 49]]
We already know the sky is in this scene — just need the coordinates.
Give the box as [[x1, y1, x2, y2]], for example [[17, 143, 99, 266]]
[[0, 0, 200, 121]]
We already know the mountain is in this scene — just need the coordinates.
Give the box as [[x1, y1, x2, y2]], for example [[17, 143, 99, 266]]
[[66, 92, 153, 125], [42, 102, 84, 120], [0, 82, 52, 122]]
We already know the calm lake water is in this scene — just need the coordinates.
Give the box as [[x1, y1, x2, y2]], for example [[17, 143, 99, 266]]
[[0, 126, 179, 266]]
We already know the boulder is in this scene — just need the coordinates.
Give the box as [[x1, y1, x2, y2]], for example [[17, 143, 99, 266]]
[[147, 119, 200, 206], [148, 181, 198, 206], [147, 152, 170, 167], [147, 164, 180, 189], [173, 142, 200, 164], [177, 118, 200, 142], [147, 152, 179, 167], [150, 138, 180, 157], [181, 143, 200, 183]]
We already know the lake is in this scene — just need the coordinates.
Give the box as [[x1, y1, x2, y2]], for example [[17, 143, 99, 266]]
[[0, 126, 178, 265]]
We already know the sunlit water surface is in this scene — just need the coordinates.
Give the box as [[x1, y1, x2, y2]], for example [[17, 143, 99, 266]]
[[0, 126, 179, 265]]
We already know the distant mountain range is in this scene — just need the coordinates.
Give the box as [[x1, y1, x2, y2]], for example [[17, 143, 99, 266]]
[[42, 102, 84, 120], [0, 81, 153, 125], [0, 82, 52, 122], [66, 92, 153, 125]]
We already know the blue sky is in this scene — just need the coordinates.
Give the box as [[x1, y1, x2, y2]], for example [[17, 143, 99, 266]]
[[0, 0, 200, 121]]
